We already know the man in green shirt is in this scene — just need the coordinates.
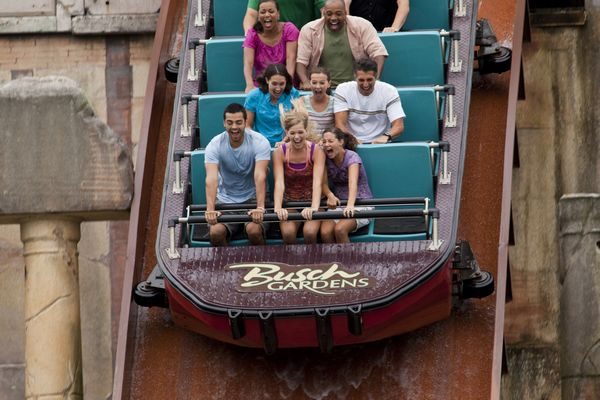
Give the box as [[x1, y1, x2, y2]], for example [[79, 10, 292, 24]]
[[243, 0, 325, 33]]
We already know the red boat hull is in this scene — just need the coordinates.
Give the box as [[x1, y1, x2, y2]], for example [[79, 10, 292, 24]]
[[165, 259, 453, 349]]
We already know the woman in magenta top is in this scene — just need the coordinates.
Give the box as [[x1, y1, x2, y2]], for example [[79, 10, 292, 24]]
[[243, 0, 300, 93], [273, 106, 325, 244]]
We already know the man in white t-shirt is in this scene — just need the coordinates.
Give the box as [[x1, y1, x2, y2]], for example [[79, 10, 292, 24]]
[[334, 57, 405, 143], [204, 103, 271, 246]]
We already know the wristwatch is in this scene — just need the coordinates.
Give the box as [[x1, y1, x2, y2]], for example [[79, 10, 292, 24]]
[[383, 132, 392, 143]]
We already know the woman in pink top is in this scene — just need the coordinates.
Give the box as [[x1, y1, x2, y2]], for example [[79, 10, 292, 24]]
[[243, 0, 300, 93], [273, 105, 325, 244]]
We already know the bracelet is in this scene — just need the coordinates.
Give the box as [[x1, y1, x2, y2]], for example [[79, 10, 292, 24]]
[[383, 132, 392, 143]]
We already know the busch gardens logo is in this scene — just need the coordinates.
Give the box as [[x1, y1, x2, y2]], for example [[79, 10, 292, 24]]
[[226, 262, 375, 295]]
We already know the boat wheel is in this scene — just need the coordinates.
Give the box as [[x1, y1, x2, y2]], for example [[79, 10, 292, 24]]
[[133, 281, 168, 308], [462, 271, 494, 299], [478, 47, 512, 74], [164, 57, 180, 83]]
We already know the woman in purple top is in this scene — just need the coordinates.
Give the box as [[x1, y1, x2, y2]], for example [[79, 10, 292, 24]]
[[243, 0, 299, 93], [320, 127, 373, 243]]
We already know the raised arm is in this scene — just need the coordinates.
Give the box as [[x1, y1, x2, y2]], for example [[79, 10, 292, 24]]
[[334, 111, 350, 135], [310, 146, 326, 210], [346, 163, 359, 209], [246, 110, 256, 131], [205, 163, 220, 224], [272, 148, 288, 220], [243, 47, 256, 93], [254, 159, 269, 211], [383, 0, 410, 32], [286, 41, 298, 82], [243, 7, 258, 34]]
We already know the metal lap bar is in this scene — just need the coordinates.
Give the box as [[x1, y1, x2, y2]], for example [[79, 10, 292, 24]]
[[429, 141, 451, 185], [347, 305, 363, 336], [188, 197, 429, 212], [441, 30, 462, 73], [434, 84, 457, 128], [172, 150, 192, 194], [166, 219, 180, 259], [258, 311, 278, 354], [187, 39, 208, 81], [228, 309, 246, 340], [455, 0, 467, 17], [195, 0, 205, 27], [180, 208, 440, 224], [315, 308, 333, 353], [180, 95, 195, 137], [427, 209, 443, 251]]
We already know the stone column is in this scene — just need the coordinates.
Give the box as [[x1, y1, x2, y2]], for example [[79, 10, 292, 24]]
[[0, 77, 133, 398], [21, 219, 83, 399], [559, 194, 600, 399]]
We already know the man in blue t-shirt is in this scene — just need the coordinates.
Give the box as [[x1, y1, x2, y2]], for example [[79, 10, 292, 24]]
[[204, 103, 271, 246]]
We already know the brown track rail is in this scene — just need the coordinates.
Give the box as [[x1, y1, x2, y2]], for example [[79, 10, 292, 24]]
[[114, 0, 526, 397]]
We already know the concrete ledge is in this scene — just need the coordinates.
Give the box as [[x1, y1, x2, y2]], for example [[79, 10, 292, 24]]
[[72, 14, 158, 35], [0, 16, 58, 34], [0, 14, 157, 34]]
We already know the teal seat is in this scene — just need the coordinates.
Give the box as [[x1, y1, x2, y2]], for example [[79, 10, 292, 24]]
[[213, 0, 247, 37], [397, 87, 441, 142], [189, 150, 253, 247], [403, 0, 452, 31], [354, 143, 434, 241], [197, 93, 247, 147], [379, 32, 445, 86], [205, 38, 245, 92]]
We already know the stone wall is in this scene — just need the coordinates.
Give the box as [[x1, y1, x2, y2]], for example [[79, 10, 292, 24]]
[[0, 33, 153, 399], [502, 6, 600, 400]]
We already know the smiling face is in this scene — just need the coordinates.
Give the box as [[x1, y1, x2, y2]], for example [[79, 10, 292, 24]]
[[258, 1, 279, 31], [309, 72, 331, 98], [323, 1, 346, 32], [267, 73, 287, 99], [355, 70, 377, 96], [286, 122, 308, 149], [322, 130, 344, 160], [223, 111, 246, 147]]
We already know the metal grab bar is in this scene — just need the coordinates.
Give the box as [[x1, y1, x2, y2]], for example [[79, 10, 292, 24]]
[[177, 208, 439, 225], [187, 197, 430, 212], [165, 208, 442, 259]]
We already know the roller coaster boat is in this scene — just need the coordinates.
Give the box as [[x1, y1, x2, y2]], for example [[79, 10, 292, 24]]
[[134, 0, 497, 353]]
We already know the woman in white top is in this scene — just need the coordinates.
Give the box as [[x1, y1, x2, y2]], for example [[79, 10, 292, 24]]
[[301, 67, 335, 137]]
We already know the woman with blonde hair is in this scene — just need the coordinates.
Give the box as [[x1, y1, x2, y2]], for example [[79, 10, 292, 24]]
[[273, 105, 325, 244]]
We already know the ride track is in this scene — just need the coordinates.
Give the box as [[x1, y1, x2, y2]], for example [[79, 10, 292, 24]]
[[114, 0, 525, 398]]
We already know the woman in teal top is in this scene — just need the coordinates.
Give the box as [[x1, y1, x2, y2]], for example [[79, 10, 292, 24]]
[[245, 63, 300, 146]]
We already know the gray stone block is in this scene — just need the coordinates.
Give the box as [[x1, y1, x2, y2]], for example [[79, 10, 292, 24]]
[[0, 76, 133, 222], [559, 194, 600, 395]]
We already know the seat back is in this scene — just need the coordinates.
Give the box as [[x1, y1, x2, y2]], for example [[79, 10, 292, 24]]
[[397, 87, 440, 142], [403, 0, 452, 31], [356, 143, 434, 201], [190, 150, 207, 205], [197, 93, 247, 147], [205, 38, 245, 92], [213, 0, 247, 37], [379, 32, 445, 86]]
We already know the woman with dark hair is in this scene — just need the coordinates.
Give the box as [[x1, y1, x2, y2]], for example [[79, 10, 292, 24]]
[[245, 63, 300, 146], [301, 66, 334, 136], [243, 0, 299, 93], [320, 127, 374, 243]]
